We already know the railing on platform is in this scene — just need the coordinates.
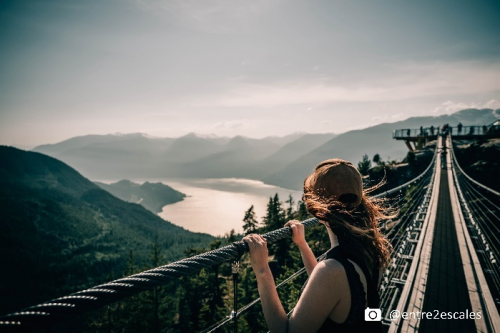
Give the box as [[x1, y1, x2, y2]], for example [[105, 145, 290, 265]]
[[393, 125, 498, 139], [393, 126, 441, 138]]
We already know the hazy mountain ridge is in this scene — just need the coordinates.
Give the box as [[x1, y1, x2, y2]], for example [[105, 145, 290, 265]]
[[261, 132, 307, 146], [0, 146, 213, 314], [258, 133, 337, 176], [175, 136, 282, 178], [32, 131, 335, 180], [264, 108, 499, 190], [95, 179, 186, 213], [33, 133, 174, 155], [31, 109, 499, 189]]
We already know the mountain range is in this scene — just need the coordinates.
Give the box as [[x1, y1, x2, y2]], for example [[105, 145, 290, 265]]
[[32, 108, 499, 190], [264, 108, 499, 189]]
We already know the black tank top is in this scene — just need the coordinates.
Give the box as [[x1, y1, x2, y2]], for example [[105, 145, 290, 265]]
[[316, 246, 382, 333]]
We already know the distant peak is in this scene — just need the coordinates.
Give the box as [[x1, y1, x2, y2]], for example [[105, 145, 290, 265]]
[[180, 132, 220, 139], [111, 132, 161, 139], [228, 135, 246, 142], [227, 135, 250, 148], [138, 133, 161, 139], [263, 131, 307, 139], [114, 179, 135, 185], [196, 133, 220, 139], [180, 132, 198, 139]]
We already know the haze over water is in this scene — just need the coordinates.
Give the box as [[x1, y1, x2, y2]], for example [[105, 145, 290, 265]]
[[102, 177, 303, 236]]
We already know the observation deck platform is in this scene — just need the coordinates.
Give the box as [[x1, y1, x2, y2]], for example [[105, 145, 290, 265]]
[[393, 125, 500, 151]]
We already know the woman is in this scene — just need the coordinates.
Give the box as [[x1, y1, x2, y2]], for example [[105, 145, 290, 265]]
[[242, 158, 392, 333]]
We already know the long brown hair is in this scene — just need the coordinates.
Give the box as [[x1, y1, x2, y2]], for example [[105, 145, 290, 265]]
[[303, 162, 393, 271]]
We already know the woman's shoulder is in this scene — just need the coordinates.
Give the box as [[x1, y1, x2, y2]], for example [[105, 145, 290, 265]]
[[290, 258, 349, 331], [317, 256, 345, 270], [312, 258, 350, 288]]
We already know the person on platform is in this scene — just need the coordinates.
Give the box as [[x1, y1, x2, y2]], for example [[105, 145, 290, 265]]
[[243, 159, 392, 333]]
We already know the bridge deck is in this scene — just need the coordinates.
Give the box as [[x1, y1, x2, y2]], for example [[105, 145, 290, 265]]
[[419, 167, 476, 332]]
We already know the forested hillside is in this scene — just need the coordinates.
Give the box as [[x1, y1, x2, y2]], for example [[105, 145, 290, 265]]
[[0, 146, 213, 316], [82, 194, 329, 333], [95, 179, 186, 213]]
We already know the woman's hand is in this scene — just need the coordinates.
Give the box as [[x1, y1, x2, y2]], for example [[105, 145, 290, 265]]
[[285, 220, 307, 248], [242, 234, 269, 275]]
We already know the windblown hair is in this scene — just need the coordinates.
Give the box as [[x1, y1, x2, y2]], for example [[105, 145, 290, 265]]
[[303, 165, 394, 271]]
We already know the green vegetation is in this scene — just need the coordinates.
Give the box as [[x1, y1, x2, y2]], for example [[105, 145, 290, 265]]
[[453, 139, 500, 191], [357, 154, 372, 175], [0, 146, 331, 332], [361, 141, 435, 194], [95, 179, 186, 213], [83, 194, 329, 333], [406, 151, 416, 168], [242, 205, 259, 235], [0, 146, 213, 316]]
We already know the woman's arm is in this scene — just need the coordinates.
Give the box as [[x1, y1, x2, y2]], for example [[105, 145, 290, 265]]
[[243, 233, 343, 333], [285, 220, 317, 276], [255, 267, 289, 333], [243, 234, 288, 333]]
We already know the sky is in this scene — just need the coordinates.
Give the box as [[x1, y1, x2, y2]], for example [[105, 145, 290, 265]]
[[1, 0, 500, 148]]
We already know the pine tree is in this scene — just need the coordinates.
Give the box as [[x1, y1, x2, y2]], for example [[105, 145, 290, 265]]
[[262, 196, 274, 232], [242, 205, 259, 235], [270, 194, 286, 230], [373, 153, 381, 165], [225, 229, 238, 244], [358, 154, 372, 175], [199, 240, 226, 329], [285, 194, 295, 219], [126, 250, 137, 276], [263, 194, 292, 272], [177, 247, 211, 332], [297, 201, 309, 221], [149, 236, 163, 333], [261, 193, 286, 233]]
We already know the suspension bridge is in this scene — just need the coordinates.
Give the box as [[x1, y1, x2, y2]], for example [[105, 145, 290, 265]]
[[1, 130, 499, 333]]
